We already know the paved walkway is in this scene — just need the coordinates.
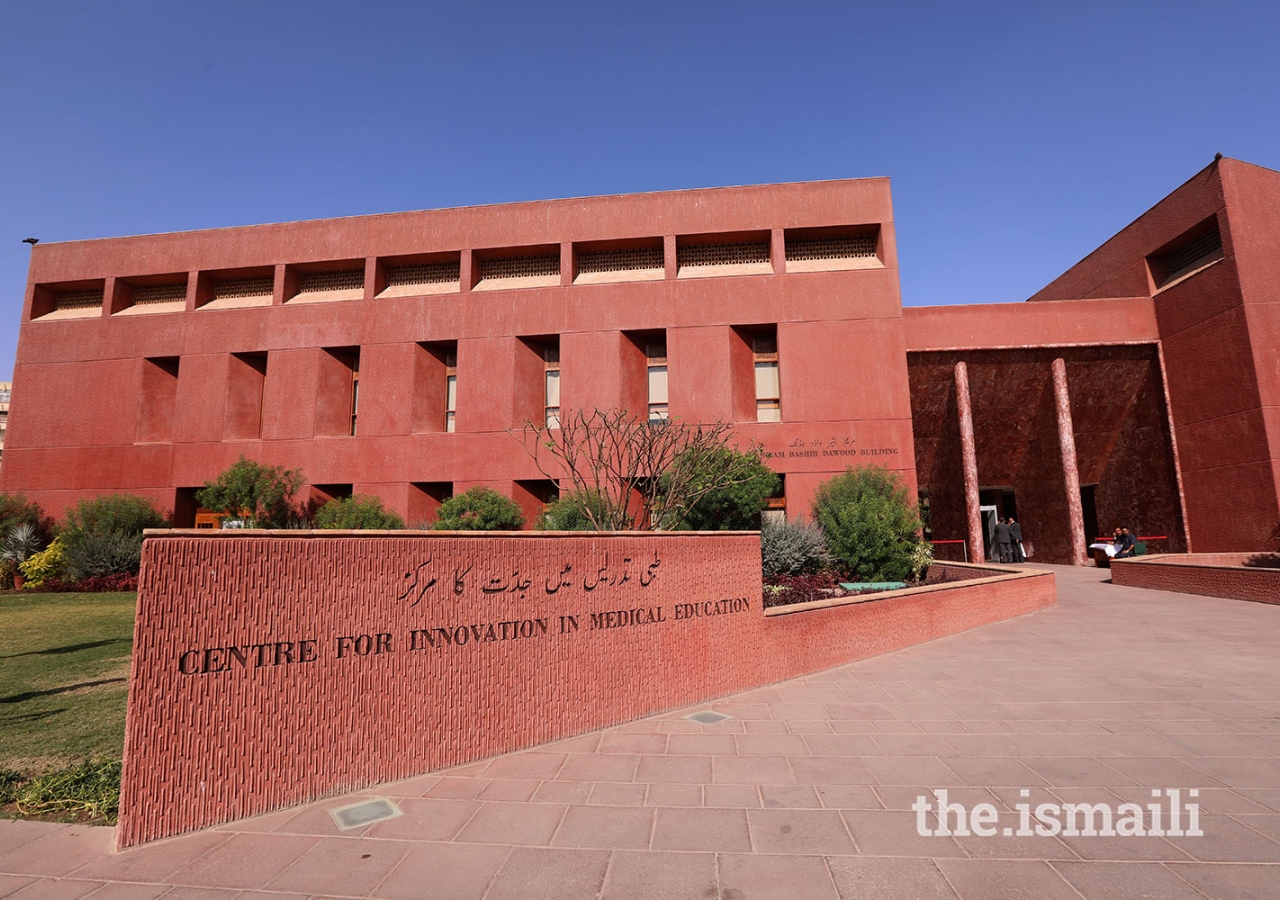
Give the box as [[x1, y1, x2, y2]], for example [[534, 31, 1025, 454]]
[[2, 564, 1279, 899]]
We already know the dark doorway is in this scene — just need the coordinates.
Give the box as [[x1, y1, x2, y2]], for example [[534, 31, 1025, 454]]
[[1080, 484, 1100, 544]]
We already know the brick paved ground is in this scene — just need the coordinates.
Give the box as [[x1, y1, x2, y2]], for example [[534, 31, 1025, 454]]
[[2, 563, 1278, 899]]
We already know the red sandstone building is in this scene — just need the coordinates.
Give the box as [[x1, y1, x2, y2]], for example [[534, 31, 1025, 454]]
[[7, 157, 1280, 564]]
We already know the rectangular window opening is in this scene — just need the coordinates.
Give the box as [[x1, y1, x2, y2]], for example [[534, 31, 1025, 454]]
[[677, 233, 772, 279], [1150, 219, 1224, 291], [290, 265, 365, 304], [203, 272, 274, 310], [474, 247, 560, 291], [379, 254, 461, 298], [751, 328, 781, 422], [446, 349, 458, 433], [784, 225, 882, 273], [574, 239, 665, 285], [646, 338, 669, 425]]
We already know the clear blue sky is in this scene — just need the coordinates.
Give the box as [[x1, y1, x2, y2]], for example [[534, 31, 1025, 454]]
[[2, 1, 1277, 379]]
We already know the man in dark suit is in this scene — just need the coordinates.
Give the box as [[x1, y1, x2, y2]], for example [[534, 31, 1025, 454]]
[[1009, 518, 1025, 562], [994, 518, 1013, 563]]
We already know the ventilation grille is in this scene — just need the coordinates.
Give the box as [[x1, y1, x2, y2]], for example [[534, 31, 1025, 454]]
[[1161, 229, 1224, 285], [298, 269, 364, 294], [786, 235, 876, 262], [387, 261, 461, 287], [478, 254, 560, 281], [578, 246, 664, 275], [678, 241, 770, 268], [214, 277, 274, 301], [55, 290, 103, 310], [134, 283, 187, 305]]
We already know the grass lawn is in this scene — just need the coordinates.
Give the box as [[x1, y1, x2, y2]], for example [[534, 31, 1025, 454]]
[[0, 592, 136, 774]]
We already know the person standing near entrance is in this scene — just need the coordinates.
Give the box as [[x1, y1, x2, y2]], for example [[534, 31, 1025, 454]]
[[1009, 518, 1025, 562], [994, 517, 1013, 563]]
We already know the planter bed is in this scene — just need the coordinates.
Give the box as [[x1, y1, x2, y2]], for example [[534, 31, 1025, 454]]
[[1111, 553, 1280, 605], [764, 562, 1009, 609]]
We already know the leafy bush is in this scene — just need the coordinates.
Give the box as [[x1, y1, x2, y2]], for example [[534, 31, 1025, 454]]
[[196, 456, 304, 528], [538, 491, 610, 531], [314, 495, 405, 530], [678, 448, 781, 531], [63, 494, 167, 540], [761, 517, 832, 577], [19, 536, 67, 588], [0, 493, 56, 545], [64, 531, 145, 580], [52, 494, 166, 583], [812, 466, 923, 583], [908, 541, 933, 582], [431, 487, 525, 531]]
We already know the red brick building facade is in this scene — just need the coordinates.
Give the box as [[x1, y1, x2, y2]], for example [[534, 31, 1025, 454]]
[[7, 158, 1280, 563]]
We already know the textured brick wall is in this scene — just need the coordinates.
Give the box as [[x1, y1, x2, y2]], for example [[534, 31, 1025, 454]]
[[1112, 553, 1280, 605], [118, 533, 1054, 848]]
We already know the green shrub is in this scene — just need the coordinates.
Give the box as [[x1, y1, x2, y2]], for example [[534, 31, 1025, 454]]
[[431, 487, 525, 531], [537, 491, 609, 531], [63, 494, 168, 539], [64, 531, 145, 580], [812, 466, 923, 583], [0, 493, 56, 545], [196, 456, 304, 528], [56, 494, 166, 581], [761, 517, 832, 577], [678, 448, 781, 531], [908, 541, 933, 582], [314, 495, 405, 530], [19, 536, 67, 588]]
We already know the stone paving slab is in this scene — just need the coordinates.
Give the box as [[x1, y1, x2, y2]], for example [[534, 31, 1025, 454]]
[[2, 564, 1279, 898]]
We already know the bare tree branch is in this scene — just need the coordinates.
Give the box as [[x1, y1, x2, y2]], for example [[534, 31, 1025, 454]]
[[518, 408, 770, 531]]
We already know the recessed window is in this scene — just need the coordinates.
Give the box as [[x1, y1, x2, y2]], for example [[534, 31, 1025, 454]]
[[752, 330, 781, 422], [379, 255, 461, 297], [32, 282, 104, 320], [204, 274, 274, 310], [574, 239, 665, 285], [474, 247, 560, 291], [544, 343, 561, 428], [677, 233, 771, 279], [784, 226, 881, 273], [1149, 220, 1224, 291], [290, 266, 364, 304], [445, 350, 458, 433], [647, 339, 669, 425], [115, 278, 188, 316]]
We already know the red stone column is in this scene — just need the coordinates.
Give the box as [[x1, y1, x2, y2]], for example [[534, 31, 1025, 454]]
[[1052, 358, 1089, 566], [954, 362, 983, 563]]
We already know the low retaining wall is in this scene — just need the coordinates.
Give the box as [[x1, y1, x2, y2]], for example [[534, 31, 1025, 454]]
[[118, 533, 1054, 848], [1111, 553, 1280, 605]]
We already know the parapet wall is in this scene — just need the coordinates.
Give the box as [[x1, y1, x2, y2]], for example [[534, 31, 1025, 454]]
[[118, 532, 1055, 848], [1111, 553, 1280, 605]]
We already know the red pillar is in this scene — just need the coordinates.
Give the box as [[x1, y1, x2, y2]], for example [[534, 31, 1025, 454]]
[[1052, 358, 1088, 566], [954, 362, 983, 563]]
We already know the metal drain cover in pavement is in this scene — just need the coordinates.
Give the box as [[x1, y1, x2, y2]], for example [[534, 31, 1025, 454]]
[[687, 710, 732, 724], [329, 797, 402, 830]]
